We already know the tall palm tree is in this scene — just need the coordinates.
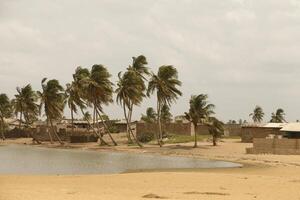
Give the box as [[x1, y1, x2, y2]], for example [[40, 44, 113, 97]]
[[141, 107, 157, 123], [249, 105, 264, 123], [185, 94, 215, 148], [71, 67, 109, 145], [65, 82, 86, 134], [270, 108, 286, 123], [0, 94, 12, 140], [116, 70, 144, 147], [11, 87, 24, 129], [84, 64, 117, 146], [12, 84, 41, 143], [147, 65, 182, 146], [207, 117, 224, 146], [116, 55, 149, 145], [37, 78, 65, 145]]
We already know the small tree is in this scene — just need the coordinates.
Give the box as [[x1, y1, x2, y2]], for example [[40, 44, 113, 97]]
[[207, 117, 224, 146], [141, 107, 157, 123], [185, 94, 215, 148], [0, 94, 12, 140]]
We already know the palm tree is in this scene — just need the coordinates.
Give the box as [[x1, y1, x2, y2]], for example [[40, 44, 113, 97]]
[[65, 82, 86, 134], [185, 94, 215, 148], [116, 55, 149, 145], [147, 65, 182, 146], [116, 70, 144, 147], [84, 64, 117, 146], [11, 87, 24, 129], [141, 107, 157, 123], [37, 78, 65, 145], [207, 117, 224, 146], [249, 105, 264, 123], [0, 94, 12, 140], [12, 84, 41, 143], [71, 67, 109, 145], [270, 108, 286, 123]]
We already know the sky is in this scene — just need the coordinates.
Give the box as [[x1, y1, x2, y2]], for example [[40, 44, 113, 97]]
[[1, 0, 300, 122]]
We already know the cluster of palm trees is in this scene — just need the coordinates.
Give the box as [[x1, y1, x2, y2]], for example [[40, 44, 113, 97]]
[[0, 54, 227, 148], [249, 106, 286, 123], [0, 55, 189, 147]]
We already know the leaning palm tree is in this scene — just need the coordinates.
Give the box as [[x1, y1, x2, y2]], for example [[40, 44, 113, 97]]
[[116, 55, 149, 145], [12, 84, 41, 143], [84, 64, 117, 146], [147, 65, 182, 146], [207, 117, 224, 146], [0, 94, 13, 140], [71, 67, 109, 145], [185, 94, 215, 148], [270, 108, 286, 123], [37, 78, 65, 145], [116, 70, 144, 147], [249, 105, 264, 123]]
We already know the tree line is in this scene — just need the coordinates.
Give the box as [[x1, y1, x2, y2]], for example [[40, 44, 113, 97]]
[[0, 55, 224, 148]]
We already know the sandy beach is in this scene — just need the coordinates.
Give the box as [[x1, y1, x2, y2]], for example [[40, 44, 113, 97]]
[[1, 138, 300, 200]]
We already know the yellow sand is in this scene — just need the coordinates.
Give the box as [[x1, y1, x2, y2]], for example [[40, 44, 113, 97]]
[[1, 138, 300, 200]]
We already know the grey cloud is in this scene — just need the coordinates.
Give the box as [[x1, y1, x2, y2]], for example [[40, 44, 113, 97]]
[[1, 0, 300, 122]]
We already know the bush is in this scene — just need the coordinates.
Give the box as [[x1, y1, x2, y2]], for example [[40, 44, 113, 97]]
[[137, 132, 154, 143], [108, 125, 120, 133]]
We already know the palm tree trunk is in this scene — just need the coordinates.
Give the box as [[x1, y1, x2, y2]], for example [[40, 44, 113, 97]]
[[123, 103, 133, 144], [24, 116, 41, 144], [213, 134, 217, 146], [193, 123, 197, 148], [156, 100, 162, 147], [127, 103, 134, 143], [71, 109, 74, 134], [95, 107, 117, 146], [123, 103, 143, 147], [0, 118, 5, 140], [19, 110, 22, 129], [46, 118, 53, 144], [80, 108, 108, 146], [49, 118, 64, 145]]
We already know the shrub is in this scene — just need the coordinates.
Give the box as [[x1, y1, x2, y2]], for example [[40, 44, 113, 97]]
[[137, 132, 154, 143]]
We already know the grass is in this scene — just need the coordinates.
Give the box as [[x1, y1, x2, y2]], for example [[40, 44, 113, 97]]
[[164, 134, 211, 144]]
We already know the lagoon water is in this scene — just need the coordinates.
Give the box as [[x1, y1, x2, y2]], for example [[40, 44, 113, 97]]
[[0, 145, 241, 175]]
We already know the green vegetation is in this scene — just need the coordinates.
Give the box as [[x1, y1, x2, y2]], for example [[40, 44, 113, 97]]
[[164, 134, 211, 144], [249, 105, 264, 123], [270, 108, 286, 123]]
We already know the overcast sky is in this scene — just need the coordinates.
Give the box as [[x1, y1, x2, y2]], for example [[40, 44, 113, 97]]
[[1, 0, 300, 122]]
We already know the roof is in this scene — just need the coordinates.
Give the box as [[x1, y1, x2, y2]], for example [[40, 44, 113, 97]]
[[263, 123, 287, 129], [280, 123, 300, 132], [241, 123, 265, 128]]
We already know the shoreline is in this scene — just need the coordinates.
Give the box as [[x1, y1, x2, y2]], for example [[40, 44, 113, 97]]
[[2, 138, 300, 199]]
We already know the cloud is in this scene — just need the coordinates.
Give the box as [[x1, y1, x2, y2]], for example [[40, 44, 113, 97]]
[[1, 0, 300, 122]]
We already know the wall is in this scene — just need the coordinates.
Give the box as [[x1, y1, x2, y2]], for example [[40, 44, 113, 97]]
[[136, 122, 193, 137], [34, 126, 97, 142], [247, 138, 300, 155], [241, 127, 281, 143], [195, 124, 241, 136]]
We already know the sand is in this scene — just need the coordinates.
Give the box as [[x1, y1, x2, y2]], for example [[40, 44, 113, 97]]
[[1, 137, 300, 200]]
